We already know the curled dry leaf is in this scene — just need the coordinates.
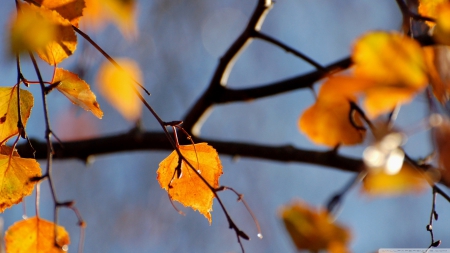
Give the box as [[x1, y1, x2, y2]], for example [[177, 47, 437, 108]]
[[54, 67, 103, 118], [280, 199, 351, 253], [97, 58, 142, 121], [5, 217, 70, 253], [352, 32, 428, 118], [0, 145, 42, 212], [24, 0, 86, 27], [0, 87, 34, 144], [299, 76, 366, 147], [157, 143, 223, 224]]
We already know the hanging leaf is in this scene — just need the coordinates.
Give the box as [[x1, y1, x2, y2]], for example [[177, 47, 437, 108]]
[[434, 116, 450, 185], [0, 145, 42, 212], [280, 199, 351, 253], [418, 0, 448, 27], [424, 46, 450, 103], [362, 163, 432, 196], [83, 0, 137, 37], [157, 143, 223, 224], [97, 58, 142, 121], [24, 0, 86, 27], [352, 31, 428, 117], [5, 217, 70, 253], [53, 67, 103, 118], [0, 87, 34, 144], [299, 76, 366, 147], [433, 2, 450, 45]]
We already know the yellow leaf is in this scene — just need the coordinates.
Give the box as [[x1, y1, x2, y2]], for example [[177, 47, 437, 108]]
[[0, 87, 34, 144], [0, 146, 42, 212], [11, 3, 77, 65], [419, 0, 449, 27], [352, 31, 428, 117], [53, 68, 103, 118], [157, 143, 223, 224], [97, 58, 142, 121], [433, 2, 450, 45], [83, 0, 137, 38], [362, 163, 431, 196], [24, 0, 86, 27], [5, 217, 70, 253], [280, 200, 351, 253], [299, 76, 365, 147]]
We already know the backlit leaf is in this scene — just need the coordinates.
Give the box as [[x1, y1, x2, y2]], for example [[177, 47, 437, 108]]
[[5, 217, 70, 253], [53, 67, 103, 118], [352, 32, 428, 117], [0, 87, 34, 144], [280, 200, 351, 253], [299, 76, 365, 147], [433, 2, 450, 45], [97, 58, 142, 121], [433, 116, 450, 185], [83, 0, 137, 37], [419, 0, 448, 27], [24, 0, 86, 27], [424, 46, 450, 103], [12, 3, 77, 65], [362, 163, 431, 196], [157, 143, 223, 224], [0, 146, 41, 212]]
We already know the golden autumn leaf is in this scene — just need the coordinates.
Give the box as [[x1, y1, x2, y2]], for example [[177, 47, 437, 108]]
[[299, 76, 365, 147], [0, 87, 34, 144], [280, 200, 351, 253], [11, 3, 77, 65], [433, 2, 450, 45], [5, 217, 70, 253], [24, 0, 86, 27], [0, 145, 41, 212], [424, 46, 450, 103], [433, 116, 450, 185], [362, 163, 431, 196], [419, 0, 449, 27], [97, 58, 142, 121], [83, 0, 137, 37], [352, 32, 428, 118], [53, 67, 103, 118], [157, 143, 223, 224]]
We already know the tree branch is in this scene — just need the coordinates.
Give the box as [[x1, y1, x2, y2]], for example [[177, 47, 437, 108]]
[[16, 131, 363, 173]]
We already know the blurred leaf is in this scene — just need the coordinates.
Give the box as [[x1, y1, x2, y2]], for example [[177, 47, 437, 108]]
[[433, 2, 450, 45], [157, 143, 223, 224], [352, 32, 428, 117], [362, 162, 431, 196], [5, 217, 70, 253], [54, 67, 103, 118], [299, 76, 365, 147], [424, 46, 450, 103], [280, 200, 351, 253], [0, 87, 34, 144], [434, 116, 450, 185], [0, 146, 41, 212], [419, 0, 448, 27], [24, 0, 86, 27], [83, 0, 137, 38], [97, 58, 142, 121]]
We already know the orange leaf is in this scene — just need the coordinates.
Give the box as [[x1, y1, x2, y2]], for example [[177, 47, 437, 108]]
[[352, 31, 428, 117], [54, 68, 103, 118], [423, 46, 450, 104], [433, 116, 450, 185], [362, 162, 431, 196], [83, 0, 137, 38], [11, 3, 77, 65], [24, 0, 86, 27], [157, 143, 223, 224], [299, 76, 365, 147], [5, 217, 70, 253], [280, 200, 351, 253], [419, 0, 448, 27], [0, 146, 42, 212], [433, 2, 450, 45], [97, 58, 142, 121], [0, 87, 34, 144]]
